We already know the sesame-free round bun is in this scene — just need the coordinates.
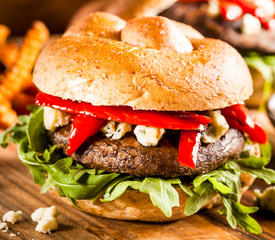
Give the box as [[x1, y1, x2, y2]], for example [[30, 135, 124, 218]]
[[49, 173, 254, 222], [33, 12, 253, 111]]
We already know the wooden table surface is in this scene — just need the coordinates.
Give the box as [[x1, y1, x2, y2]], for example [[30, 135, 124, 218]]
[[0, 145, 274, 240]]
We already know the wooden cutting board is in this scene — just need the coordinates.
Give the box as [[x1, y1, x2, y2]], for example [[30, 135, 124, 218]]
[[0, 145, 274, 240]]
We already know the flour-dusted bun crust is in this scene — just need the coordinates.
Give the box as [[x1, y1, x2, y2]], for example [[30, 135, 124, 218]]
[[33, 12, 252, 111], [49, 173, 254, 222]]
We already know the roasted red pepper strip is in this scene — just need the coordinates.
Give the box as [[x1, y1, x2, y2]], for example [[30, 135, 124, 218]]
[[221, 104, 267, 144], [36, 92, 211, 130], [67, 115, 106, 155], [178, 131, 201, 169], [220, 1, 244, 21], [261, 17, 275, 30]]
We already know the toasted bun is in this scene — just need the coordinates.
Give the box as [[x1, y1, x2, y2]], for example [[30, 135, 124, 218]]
[[49, 173, 254, 222], [33, 12, 252, 111]]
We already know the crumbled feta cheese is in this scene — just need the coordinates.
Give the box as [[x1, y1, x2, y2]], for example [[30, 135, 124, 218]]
[[2, 210, 23, 224], [242, 14, 261, 35], [134, 125, 165, 146], [31, 206, 58, 234], [44, 107, 70, 131], [35, 217, 58, 234], [100, 121, 116, 137], [112, 122, 132, 140], [31, 206, 56, 222], [202, 110, 229, 143], [2, 226, 8, 232], [101, 121, 132, 140], [207, 0, 220, 17], [10, 233, 16, 237], [0, 221, 7, 230]]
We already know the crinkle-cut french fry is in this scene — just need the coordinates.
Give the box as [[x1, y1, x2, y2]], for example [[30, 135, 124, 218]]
[[0, 94, 17, 128], [0, 42, 19, 68], [0, 21, 49, 100], [0, 25, 10, 45], [21, 73, 33, 90]]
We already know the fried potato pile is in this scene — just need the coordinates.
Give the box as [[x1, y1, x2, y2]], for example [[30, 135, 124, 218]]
[[0, 22, 49, 128]]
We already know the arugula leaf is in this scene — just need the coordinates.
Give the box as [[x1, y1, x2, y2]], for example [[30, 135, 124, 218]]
[[184, 182, 216, 216], [101, 180, 141, 202], [179, 183, 193, 197], [0, 115, 30, 147], [241, 167, 275, 184], [221, 197, 237, 229], [28, 165, 46, 185], [221, 198, 261, 234], [102, 175, 132, 199], [139, 178, 181, 218], [40, 174, 55, 194], [208, 177, 232, 194], [26, 107, 47, 152]]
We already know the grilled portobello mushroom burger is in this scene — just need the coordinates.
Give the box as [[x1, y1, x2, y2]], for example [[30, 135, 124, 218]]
[[1, 12, 274, 234], [160, 0, 275, 108]]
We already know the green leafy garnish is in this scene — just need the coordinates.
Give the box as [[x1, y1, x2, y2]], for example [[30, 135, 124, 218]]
[[0, 115, 30, 147], [240, 142, 272, 169], [1, 107, 275, 234], [244, 52, 275, 110]]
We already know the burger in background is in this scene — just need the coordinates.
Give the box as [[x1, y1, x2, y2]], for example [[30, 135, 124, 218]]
[[160, 0, 275, 109]]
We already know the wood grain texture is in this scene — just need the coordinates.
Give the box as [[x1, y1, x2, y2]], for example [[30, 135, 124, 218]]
[[0, 145, 274, 240]]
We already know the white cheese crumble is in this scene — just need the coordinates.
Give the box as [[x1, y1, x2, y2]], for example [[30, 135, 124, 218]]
[[101, 121, 132, 140], [0, 221, 7, 230], [202, 110, 229, 143], [101, 121, 116, 137], [31, 206, 58, 234], [10, 233, 16, 237], [207, 0, 220, 18], [134, 125, 165, 147], [112, 122, 132, 140], [44, 107, 70, 131], [2, 227, 8, 233], [242, 14, 261, 35], [2, 210, 23, 224]]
